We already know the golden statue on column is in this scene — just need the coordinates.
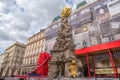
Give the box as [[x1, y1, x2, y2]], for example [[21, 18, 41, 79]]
[[69, 60, 78, 78], [48, 6, 78, 80], [61, 5, 71, 18]]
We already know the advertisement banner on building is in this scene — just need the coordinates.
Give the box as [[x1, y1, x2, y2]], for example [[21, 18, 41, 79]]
[[91, 0, 111, 20], [79, 7, 92, 24], [45, 24, 60, 39], [107, 0, 120, 17], [100, 15, 120, 37], [74, 32, 90, 49], [74, 26, 88, 35], [96, 5, 110, 22], [70, 7, 92, 26], [45, 37, 56, 53]]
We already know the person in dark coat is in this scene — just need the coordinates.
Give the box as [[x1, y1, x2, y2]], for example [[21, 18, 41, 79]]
[[19, 78, 25, 80], [84, 63, 88, 77]]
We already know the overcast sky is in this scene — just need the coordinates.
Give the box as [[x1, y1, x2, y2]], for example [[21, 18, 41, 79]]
[[0, 0, 91, 53]]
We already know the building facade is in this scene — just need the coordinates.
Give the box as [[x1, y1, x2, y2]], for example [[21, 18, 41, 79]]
[[45, 0, 120, 52], [21, 29, 45, 75], [0, 53, 5, 77], [72, 0, 120, 77], [45, 20, 61, 53], [0, 42, 26, 77], [46, 0, 120, 77]]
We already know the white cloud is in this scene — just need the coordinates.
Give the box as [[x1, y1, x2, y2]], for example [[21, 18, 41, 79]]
[[0, 0, 67, 53], [0, 0, 84, 53]]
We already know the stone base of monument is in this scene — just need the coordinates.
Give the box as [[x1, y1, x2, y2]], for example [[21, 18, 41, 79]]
[[54, 78, 119, 80]]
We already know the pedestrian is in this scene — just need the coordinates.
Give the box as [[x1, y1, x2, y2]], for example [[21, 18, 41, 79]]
[[0, 78, 4, 80], [82, 40, 87, 48], [84, 63, 88, 77]]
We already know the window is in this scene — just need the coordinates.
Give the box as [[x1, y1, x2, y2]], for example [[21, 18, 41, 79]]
[[74, 14, 76, 18], [42, 46, 45, 52], [102, 59, 109, 67], [35, 36, 37, 40], [71, 16, 73, 20], [37, 42, 39, 46], [39, 41, 41, 44], [36, 48, 38, 54], [82, 40, 87, 47], [39, 48, 41, 53], [108, 35, 114, 41], [96, 36, 102, 44], [41, 33, 43, 37], [115, 58, 120, 67]]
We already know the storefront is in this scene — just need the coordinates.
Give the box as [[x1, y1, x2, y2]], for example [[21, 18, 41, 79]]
[[75, 40, 120, 78]]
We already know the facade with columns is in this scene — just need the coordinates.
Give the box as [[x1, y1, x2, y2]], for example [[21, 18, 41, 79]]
[[21, 29, 45, 75]]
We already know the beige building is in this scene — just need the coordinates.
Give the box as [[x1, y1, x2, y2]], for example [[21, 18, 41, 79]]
[[1, 42, 26, 77], [21, 29, 45, 75], [0, 53, 5, 77]]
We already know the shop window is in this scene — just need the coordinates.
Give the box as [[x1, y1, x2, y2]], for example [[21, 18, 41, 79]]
[[108, 35, 114, 41], [102, 59, 109, 67], [96, 36, 102, 44], [115, 58, 120, 67]]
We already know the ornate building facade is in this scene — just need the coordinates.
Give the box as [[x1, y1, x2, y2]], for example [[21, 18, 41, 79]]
[[0, 42, 26, 77], [21, 29, 45, 75], [47, 0, 120, 78], [45, 0, 120, 52]]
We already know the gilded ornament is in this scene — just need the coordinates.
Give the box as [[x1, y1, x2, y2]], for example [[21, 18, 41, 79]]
[[61, 5, 71, 18], [69, 60, 78, 78]]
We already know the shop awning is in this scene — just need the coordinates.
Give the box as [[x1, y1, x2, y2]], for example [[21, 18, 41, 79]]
[[75, 40, 120, 55]]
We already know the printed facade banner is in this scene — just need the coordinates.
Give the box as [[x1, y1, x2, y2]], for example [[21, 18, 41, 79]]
[[96, 5, 110, 22], [108, 0, 120, 17], [100, 15, 120, 37]]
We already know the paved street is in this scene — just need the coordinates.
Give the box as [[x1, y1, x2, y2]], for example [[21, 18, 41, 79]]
[[3, 77, 120, 80]]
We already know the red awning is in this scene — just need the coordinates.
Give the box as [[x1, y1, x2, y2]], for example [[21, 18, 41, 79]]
[[75, 40, 120, 55]]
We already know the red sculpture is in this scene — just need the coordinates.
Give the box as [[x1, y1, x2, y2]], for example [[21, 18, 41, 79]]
[[36, 52, 51, 75], [28, 52, 51, 76]]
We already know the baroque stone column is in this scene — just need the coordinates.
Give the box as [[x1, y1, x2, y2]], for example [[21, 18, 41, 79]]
[[48, 6, 77, 79]]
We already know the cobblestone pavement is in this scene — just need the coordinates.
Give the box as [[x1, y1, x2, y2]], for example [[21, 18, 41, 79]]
[[3, 77, 120, 80]]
